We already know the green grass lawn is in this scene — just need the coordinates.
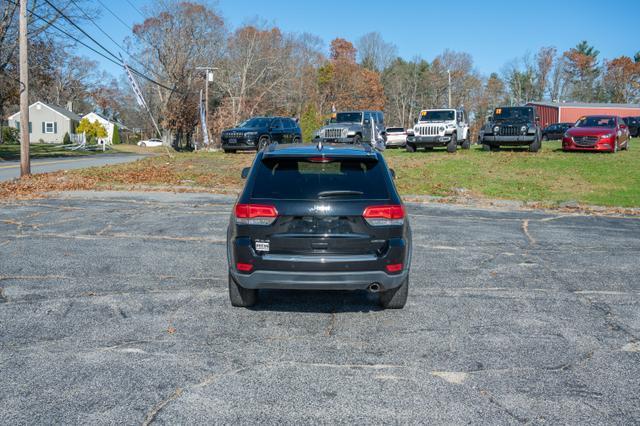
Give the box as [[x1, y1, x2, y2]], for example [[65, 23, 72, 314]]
[[3, 139, 639, 208], [385, 139, 640, 207], [0, 142, 158, 161], [0, 143, 110, 161]]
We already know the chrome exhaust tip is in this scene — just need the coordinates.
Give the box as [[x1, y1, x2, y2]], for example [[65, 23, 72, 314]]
[[368, 283, 381, 293]]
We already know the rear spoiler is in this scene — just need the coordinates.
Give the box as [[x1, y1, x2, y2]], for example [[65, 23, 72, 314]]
[[261, 152, 379, 162]]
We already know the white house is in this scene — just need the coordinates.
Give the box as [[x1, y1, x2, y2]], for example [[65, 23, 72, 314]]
[[81, 112, 125, 144], [8, 101, 81, 144]]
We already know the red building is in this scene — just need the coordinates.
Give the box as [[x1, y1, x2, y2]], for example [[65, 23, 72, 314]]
[[527, 101, 640, 128]]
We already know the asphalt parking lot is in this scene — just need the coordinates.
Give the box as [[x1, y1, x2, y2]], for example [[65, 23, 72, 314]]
[[1, 191, 639, 424]]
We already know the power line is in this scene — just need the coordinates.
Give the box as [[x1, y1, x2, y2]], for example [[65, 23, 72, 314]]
[[124, 0, 146, 19], [6, 0, 179, 94], [67, 0, 155, 77], [41, 0, 120, 62], [95, 0, 134, 32]]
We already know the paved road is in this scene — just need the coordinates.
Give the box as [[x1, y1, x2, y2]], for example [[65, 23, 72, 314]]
[[0, 154, 145, 181], [0, 191, 639, 424]]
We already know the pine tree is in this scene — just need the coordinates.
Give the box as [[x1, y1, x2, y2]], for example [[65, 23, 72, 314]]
[[112, 125, 121, 144]]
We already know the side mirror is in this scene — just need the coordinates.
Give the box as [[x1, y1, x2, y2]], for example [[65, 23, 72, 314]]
[[389, 168, 396, 179], [413, 118, 418, 125], [241, 167, 250, 179], [364, 118, 371, 125]]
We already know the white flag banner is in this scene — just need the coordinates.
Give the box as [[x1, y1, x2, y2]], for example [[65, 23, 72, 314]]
[[120, 55, 161, 138], [123, 62, 147, 109]]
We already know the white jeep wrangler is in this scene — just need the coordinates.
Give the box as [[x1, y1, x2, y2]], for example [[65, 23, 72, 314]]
[[406, 108, 470, 153]]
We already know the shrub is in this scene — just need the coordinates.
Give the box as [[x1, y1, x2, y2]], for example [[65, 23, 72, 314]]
[[300, 104, 324, 142], [128, 133, 140, 144], [1, 126, 19, 144], [63, 132, 71, 145], [111, 124, 121, 144]]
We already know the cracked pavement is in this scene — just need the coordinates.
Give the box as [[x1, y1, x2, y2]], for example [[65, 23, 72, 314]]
[[0, 191, 639, 424]]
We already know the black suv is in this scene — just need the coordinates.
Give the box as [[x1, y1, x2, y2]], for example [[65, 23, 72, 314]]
[[480, 106, 542, 152], [542, 122, 573, 141], [623, 117, 639, 138], [227, 143, 412, 309], [221, 117, 302, 153]]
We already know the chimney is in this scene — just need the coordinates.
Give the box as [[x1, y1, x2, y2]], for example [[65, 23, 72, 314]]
[[66, 101, 73, 112]]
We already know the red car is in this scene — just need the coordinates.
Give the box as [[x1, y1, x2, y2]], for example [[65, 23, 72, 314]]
[[562, 115, 630, 153]]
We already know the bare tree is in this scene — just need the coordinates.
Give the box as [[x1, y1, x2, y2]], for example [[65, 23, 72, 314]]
[[535, 46, 556, 100], [356, 31, 397, 72], [214, 25, 295, 125], [131, 1, 225, 148]]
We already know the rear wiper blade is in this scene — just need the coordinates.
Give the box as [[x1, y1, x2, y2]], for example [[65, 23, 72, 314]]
[[317, 190, 364, 198]]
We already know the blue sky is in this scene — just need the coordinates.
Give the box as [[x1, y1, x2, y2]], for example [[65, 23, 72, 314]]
[[79, 0, 639, 78]]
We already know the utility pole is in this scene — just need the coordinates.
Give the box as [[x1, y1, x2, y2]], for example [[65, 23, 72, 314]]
[[195, 66, 218, 147], [19, 0, 30, 176], [447, 69, 452, 109]]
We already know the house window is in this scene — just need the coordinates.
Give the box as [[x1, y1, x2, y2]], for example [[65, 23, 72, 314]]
[[16, 122, 32, 133], [44, 122, 56, 134]]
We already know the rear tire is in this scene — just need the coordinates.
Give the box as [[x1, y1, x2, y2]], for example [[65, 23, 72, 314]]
[[352, 134, 362, 144], [461, 138, 471, 149], [447, 133, 457, 153], [228, 272, 257, 307], [482, 143, 492, 151], [529, 136, 541, 152], [542, 135, 548, 142], [405, 143, 416, 153], [140, 142, 146, 147], [379, 276, 409, 309], [293, 136, 301, 144]]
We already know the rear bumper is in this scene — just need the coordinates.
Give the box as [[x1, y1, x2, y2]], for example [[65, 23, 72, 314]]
[[228, 235, 411, 290], [230, 269, 408, 290], [385, 137, 406, 147]]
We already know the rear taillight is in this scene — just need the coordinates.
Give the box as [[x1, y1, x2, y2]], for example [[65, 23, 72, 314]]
[[363, 205, 405, 226], [236, 262, 254, 272], [386, 263, 403, 273], [234, 204, 278, 225]]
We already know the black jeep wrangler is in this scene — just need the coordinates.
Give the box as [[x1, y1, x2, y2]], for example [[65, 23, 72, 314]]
[[480, 106, 542, 152]]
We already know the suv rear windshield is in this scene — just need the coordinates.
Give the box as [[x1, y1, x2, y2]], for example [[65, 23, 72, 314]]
[[251, 158, 389, 200], [420, 110, 454, 121]]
